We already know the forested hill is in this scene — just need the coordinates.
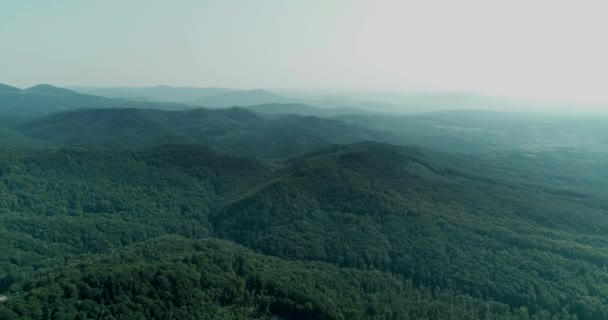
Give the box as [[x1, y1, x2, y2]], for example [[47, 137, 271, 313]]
[[0, 84, 192, 117], [0, 142, 607, 319], [4, 83, 608, 156], [9, 107, 397, 158], [336, 111, 608, 154], [242, 103, 370, 117]]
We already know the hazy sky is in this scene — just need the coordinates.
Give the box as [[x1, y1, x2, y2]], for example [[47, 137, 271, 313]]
[[2, 0, 607, 101]]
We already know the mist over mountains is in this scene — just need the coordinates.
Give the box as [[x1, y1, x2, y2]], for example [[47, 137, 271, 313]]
[[1, 83, 608, 155], [13, 107, 397, 159], [0, 84, 191, 117], [69, 84, 608, 114], [0, 82, 608, 319], [4, 0, 608, 317]]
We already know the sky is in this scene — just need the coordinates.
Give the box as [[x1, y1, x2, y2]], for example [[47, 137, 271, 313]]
[[1, 0, 607, 102]]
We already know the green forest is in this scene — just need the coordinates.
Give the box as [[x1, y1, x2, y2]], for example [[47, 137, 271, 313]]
[[3, 0, 608, 317], [1, 84, 608, 319], [0, 140, 607, 319]]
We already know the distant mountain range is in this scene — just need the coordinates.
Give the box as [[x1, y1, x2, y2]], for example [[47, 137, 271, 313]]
[[1, 83, 608, 156], [191, 89, 293, 107], [67, 85, 238, 104], [0, 84, 191, 117], [70, 85, 608, 114], [243, 103, 371, 117], [70, 86, 299, 108], [2, 82, 608, 318], [0, 83, 371, 118], [10, 107, 397, 158], [1, 83, 602, 118]]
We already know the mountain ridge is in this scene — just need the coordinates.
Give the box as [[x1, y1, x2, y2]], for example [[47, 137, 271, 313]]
[[0, 141, 607, 318], [11, 107, 397, 158], [0, 83, 195, 117]]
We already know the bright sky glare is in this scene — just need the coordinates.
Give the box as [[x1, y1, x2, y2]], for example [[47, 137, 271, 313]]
[[1, 0, 607, 101]]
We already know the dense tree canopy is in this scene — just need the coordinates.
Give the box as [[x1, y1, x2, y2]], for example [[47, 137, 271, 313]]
[[0, 141, 606, 319]]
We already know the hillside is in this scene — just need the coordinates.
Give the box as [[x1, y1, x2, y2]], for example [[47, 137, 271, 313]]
[[70, 86, 584, 114], [0, 142, 607, 318], [337, 110, 608, 153], [67, 85, 238, 104], [191, 89, 293, 108], [0, 84, 193, 117], [0, 84, 21, 93], [12, 107, 395, 158], [214, 142, 608, 318], [0, 236, 530, 320], [0, 126, 58, 148], [69, 86, 297, 108], [243, 103, 370, 117]]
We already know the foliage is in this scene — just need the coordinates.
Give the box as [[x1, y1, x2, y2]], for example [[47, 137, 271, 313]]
[[0, 142, 607, 319]]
